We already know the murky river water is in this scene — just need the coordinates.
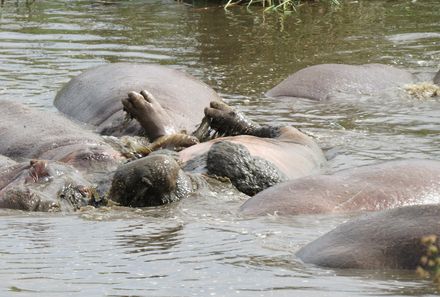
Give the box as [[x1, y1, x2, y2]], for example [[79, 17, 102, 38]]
[[0, 0, 439, 296]]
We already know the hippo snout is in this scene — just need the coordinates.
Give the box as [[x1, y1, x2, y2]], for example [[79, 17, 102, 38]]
[[108, 154, 192, 207]]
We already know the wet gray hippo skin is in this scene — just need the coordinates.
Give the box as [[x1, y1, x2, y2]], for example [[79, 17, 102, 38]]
[[239, 160, 440, 216], [109, 91, 326, 207], [434, 69, 440, 85], [297, 204, 440, 269], [0, 155, 15, 169], [54, 63, 222, 138], [0, 100, 122, 174], [0, 159, 95, 212], [266, 64, 414, 100]]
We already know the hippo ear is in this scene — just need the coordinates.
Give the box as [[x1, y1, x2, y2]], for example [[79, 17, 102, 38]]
[[26, 160, 50, 183]]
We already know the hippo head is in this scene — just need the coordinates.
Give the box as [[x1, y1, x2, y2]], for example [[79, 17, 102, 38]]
[[108, 154, 193, 207], [0, 160, 98, 212]]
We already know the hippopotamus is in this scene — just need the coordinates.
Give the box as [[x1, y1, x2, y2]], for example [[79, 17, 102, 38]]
[[239, 159, 440, 216], [107, 91, 326, 207], [0, 95, 325, 210], [54, 63, 222, 138], [296, 204, 440, 269], [0, 157, 96, 211], [266, 64, 415, 100]]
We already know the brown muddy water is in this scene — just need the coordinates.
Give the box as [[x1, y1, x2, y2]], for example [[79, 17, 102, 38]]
[[0, 0, 439, 296]]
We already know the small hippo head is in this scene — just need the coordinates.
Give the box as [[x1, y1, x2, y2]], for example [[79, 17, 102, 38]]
[[0, 160, 98, 212], [108, 154, 193, 207]]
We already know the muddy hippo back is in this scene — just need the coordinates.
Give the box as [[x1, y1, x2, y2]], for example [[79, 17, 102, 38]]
[[55, 63, 222, 136]]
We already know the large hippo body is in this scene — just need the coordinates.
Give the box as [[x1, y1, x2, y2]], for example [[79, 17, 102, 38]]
[[296, 204, 440, 269], [266, 64, 414, 100], [240, 160, 440, 216], [54, 63, 222, 137]]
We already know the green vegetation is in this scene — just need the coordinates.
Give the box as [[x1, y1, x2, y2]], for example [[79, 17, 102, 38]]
[[416, 235, 440, 286], [224, 0, 340, 12], [404, 82, 440, 99]]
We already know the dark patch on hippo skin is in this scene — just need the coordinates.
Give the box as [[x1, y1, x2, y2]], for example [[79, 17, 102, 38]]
[[108, 154, 192, 207], [296, 204, 440, 270], [206, 141, 287, 196]]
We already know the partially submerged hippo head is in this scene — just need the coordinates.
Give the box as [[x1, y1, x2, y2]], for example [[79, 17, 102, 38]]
[[108, 154, 193, 207], [0, 160, 99, 212]]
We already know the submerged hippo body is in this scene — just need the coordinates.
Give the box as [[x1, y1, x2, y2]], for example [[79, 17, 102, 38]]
[[240, 160, 440, 216], [297, 204, 440, 269], [55, 63, 222, 137], [266, 64, 414, 100]]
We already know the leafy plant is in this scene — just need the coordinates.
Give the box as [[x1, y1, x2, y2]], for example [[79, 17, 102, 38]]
[[416, 235, 440, 285]]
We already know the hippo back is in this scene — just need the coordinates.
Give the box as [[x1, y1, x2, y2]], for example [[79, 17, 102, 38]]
[[266, 64, 414, 101], [240, 159, 440, 216], [296, 204, 440, 269], [55, 63, 222, 136], [0, 155, 16, 169], [0, 100, 108, 160]]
